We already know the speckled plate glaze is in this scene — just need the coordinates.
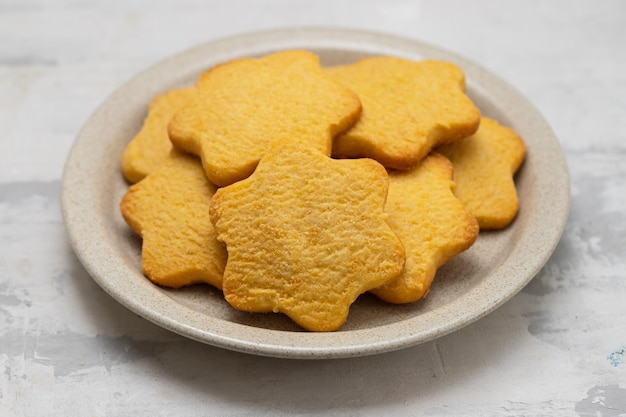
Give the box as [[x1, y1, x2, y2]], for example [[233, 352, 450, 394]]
[[62, 28, 569, 359]]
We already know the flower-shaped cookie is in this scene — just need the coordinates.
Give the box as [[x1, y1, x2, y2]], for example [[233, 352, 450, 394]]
[[168, 50, 362, 187], [121, 86, 196, 183], [209, 143, 405, 331], [120, 153, 227, 289], [437, 117, 526, 229], [371, 153, 479, 304], [326, 57, 480, 169]]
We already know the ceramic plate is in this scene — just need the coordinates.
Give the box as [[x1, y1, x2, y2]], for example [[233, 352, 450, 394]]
[[62, 28, 569, 359]]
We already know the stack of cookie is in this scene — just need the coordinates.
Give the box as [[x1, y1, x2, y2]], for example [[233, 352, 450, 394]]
[[120, 50, 525, 331]]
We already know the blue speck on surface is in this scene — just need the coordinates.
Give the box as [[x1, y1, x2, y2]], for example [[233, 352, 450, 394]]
[[607, 347, 625, 367]]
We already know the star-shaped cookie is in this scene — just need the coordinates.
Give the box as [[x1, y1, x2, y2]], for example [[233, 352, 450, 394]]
[[209, 143, 406, 331], [437, 117, 526, 229], [371, 153, 479, 304], [121, 86, 196, 183], [168, 50, 362, 187], [326, 57, 481, 169], [120, 153, 227, 289]]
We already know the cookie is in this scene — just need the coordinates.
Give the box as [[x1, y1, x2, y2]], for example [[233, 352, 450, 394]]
[[326, 57, 480, 169], [120, 153, 227, 289], [168, 50, 362, 187], [437, 117, 526, 229], [371, 153, 479, 304], [121, 86, 196, 183], [209, 143, 406, 331]]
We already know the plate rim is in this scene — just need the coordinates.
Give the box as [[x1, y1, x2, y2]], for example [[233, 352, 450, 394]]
[[61, 27, 570, 359]]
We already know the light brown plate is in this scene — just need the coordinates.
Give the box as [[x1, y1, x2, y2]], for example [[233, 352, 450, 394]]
[[61, 28, 569, 359]]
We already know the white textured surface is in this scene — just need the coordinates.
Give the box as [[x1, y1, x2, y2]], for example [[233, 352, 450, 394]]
[[1, 0, 625, 415]]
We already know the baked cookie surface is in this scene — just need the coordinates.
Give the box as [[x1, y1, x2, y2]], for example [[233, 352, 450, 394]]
[[326, 57, 480, 169], [437, 117, 526, 229], [120, 153, 226, 289], [121, 86, 196, 183], [209, 143, 405, 331], [371, 153, 479, 304], [168, 50, 362, 187]]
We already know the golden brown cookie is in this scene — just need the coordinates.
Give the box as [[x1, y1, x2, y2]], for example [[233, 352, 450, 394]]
[[437, 117, 526, 229], [120, 153, 226, 289], [371, 153, 479, 304], [168, 50, 362, 187], [326, 57, 480, 169], [121, 86, 196, 183], [209, 143, 406, 331]]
